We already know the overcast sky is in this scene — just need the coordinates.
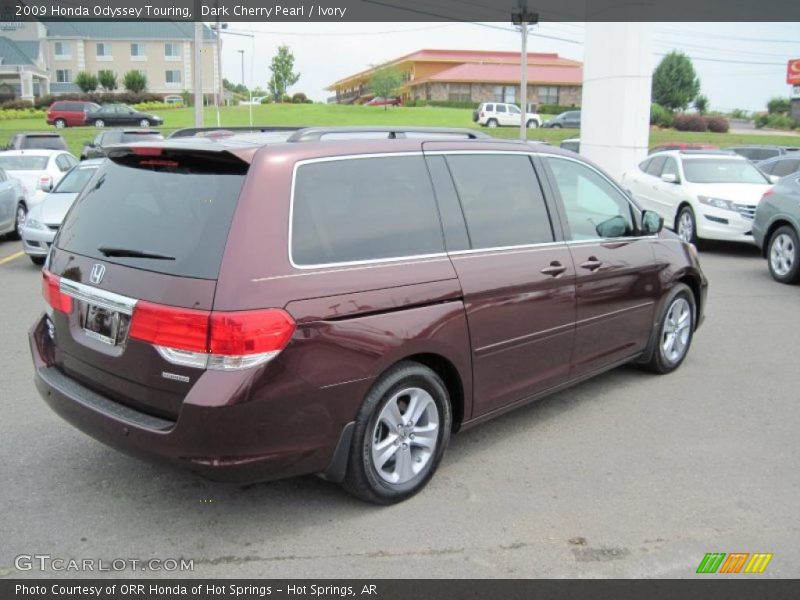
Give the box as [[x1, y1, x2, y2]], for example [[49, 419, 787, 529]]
[[219, 22, 799, 112]]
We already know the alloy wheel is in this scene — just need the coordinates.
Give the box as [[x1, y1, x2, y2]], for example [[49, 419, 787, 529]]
[[371, 387, 440, 485], [770, 233, 795, 278], [15, 204, 26, 235], [677, 210, 694, 243], [661, 297, 692, 364]]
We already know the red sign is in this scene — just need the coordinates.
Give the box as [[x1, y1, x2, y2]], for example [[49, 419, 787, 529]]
[[788, 59, 800, 85]]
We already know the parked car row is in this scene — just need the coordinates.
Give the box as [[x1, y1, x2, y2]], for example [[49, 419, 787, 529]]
[[47, 101, 163, 128]]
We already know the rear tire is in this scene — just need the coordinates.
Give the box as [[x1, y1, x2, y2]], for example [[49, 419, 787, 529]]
[[640, 283, 696, 374], [486, 119, 498, 128], [93, 119, 105, 128], [527, 120, 539, 129], [342, 361, 452, 504], [12, 203, 26, 240], [767, 225, 800, 284]]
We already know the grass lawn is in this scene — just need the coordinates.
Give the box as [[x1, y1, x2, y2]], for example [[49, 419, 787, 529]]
[[1, 103, 797, 158]]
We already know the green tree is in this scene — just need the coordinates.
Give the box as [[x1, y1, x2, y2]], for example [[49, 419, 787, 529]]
[[652, 51, 700, 111], [122, 70, 147, 93], [767, 97, 790, 115], [694, 94, 709, 115], [97, 69, 117, 91], [74, 71, 98, 93], [268, 45, 300, 101], [368, 67, 403, 110]]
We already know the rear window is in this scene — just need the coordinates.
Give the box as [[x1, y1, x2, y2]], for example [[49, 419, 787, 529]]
[[21, 135, 67, 150], [120, 132, 164, 143], [732, 148, 781, 161], [291, 156, 444, 266], [0, 155, 48, 170], [645, 155, 666, 176], [56, 151, 247, 279], [683, 158, 770, 184]]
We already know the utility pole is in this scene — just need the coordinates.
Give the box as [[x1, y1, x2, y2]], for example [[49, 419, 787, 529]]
[[238, 50, 245, 87], [512, 1, 538, 141], [193, 21, 203, 127], [213, 3, 226, 126]]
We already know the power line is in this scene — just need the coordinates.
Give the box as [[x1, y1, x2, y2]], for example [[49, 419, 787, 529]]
[[655, 26, 800, 44]]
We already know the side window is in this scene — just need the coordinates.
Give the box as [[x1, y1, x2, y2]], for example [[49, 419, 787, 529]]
[[638, 158, 651, 173], [661, 157, 680, 180], [55, 156, 70, 172], [508, 105, 520, 114], [773, 159, 800, 177], [291, 156, 444, 266], [496, 104, 507, 113], [645, 156, 666, 176], [485, 104, 493, 112], [65, 155, 78, 168], [445, 154, 554, 249], [545, 157, 635, 240]]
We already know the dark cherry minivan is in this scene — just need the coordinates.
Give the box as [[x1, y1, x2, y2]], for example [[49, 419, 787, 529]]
[[30, 127, 707, 503]]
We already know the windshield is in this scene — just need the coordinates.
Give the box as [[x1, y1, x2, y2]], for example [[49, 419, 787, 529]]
[[22, 136, 67, 150], [683, 159, 770, 184], [54, 165, 99, 194], [0, 156, 48, 170], [56, 151, 247, 279]]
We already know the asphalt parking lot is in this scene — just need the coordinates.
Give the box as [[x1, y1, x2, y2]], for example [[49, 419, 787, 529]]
[[1, 238, 798, 579]]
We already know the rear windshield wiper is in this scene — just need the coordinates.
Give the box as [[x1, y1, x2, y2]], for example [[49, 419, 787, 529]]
[[97, 246, 176, 260]]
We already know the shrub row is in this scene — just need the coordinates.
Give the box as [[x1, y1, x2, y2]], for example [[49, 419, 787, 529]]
[[755, 112, 798, 130], [650, 103, 673, 128], [0, 107, 47, 120], [30, 92, 165, 109], [672, 113, 730, 133]]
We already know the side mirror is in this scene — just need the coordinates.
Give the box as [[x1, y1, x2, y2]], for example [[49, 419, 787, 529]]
[[641, 210, 664, 235], [661, 173, 679, 184], [85, 141, 95, 148], [38, 177, 53, 193]]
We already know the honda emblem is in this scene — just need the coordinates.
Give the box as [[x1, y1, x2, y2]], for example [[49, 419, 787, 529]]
[[90, 263, 106, 285]]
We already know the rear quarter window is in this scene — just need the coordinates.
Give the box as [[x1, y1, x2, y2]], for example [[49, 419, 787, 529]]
[[291, 155, 444, 266]]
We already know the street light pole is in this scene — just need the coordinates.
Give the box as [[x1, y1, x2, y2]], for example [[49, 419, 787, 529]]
[[512, 1, 538, 141], [238, 50, 245, 87], [193, 21, 203, 127]]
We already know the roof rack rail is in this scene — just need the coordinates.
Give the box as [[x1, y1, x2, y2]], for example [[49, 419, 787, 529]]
[[285, 126, 491, 142], [167, 126, 303, 139]]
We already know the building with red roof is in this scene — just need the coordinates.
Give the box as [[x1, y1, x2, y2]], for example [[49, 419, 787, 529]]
[[326, 48, 583, 108]]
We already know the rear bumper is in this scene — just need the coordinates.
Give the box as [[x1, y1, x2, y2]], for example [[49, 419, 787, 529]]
[[29, 314, 359, 484]]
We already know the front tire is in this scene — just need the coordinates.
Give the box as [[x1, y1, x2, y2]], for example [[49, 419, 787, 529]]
[[54, 118, 66, 129], [30, 256, 45, 266], [676, 205, 698, 245], [641, 283, 696, 374], [342, 361, 452, 504], [551, 123, 562, 129], [139, 119, 150, 128], [767, 225, 800, 284]]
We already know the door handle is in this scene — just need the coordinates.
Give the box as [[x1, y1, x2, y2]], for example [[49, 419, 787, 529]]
[[540, 261, 567, 277], [580, 257, 603, 271]]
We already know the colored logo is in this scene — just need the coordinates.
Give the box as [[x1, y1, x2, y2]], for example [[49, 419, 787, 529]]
[[696, 552, 773, 574], [787, 59, 800, 85]]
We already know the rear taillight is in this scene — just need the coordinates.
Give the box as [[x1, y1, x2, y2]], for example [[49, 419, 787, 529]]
[[129, 302, 295, 371], [38, 175, 53, 190], [42, 271, 73, 314]]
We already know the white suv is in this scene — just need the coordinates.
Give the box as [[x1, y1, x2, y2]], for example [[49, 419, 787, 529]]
[[621, 150, 773, 244], [475, 103, 541, 129]]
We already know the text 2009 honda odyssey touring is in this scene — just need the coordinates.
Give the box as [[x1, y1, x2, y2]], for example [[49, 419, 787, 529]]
[[30, 127, 707, 504]]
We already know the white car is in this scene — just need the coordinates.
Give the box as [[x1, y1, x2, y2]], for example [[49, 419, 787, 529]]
[[475, 102, 541, 129], [621, 150, 773, 244], [21, 159, 103, 265], [0, 149, 79, 227]]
